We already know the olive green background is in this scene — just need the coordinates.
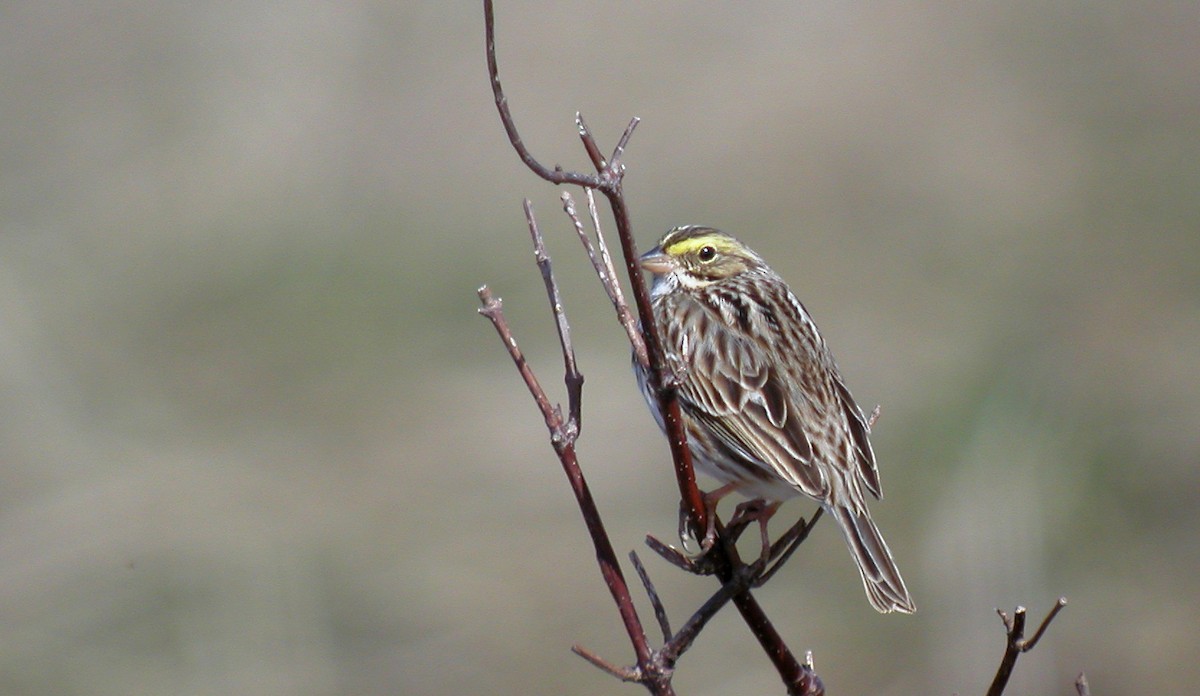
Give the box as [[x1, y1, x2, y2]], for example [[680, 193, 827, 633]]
[[2, 2, 1196, 694]]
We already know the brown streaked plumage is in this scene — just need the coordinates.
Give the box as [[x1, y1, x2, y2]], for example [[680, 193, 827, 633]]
[[635, 225, 914, 614]]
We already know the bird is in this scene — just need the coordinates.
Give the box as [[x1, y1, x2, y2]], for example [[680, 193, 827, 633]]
[[634, 225, 915, 613]]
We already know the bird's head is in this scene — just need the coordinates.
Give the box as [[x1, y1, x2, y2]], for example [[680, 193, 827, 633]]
[[640, 226, 765, 292]]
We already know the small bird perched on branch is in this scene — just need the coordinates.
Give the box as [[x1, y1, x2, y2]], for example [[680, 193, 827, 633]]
[[635, 225, 914, 614]]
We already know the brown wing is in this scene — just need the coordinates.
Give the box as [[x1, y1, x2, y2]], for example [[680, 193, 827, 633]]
[[672, 298, 829, 499], [833, 373, 881, 499]]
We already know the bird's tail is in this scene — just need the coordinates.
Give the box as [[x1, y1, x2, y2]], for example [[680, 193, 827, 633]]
[[831, 504, 915, 614]]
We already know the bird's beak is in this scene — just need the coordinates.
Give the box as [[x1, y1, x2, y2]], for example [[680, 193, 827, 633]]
[[639, 247, 674, 275]]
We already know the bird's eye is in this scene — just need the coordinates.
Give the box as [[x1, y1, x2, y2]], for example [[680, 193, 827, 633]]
[[698, 246, 717, 262]]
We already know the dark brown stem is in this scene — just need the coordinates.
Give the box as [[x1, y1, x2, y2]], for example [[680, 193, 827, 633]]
[[658, 574, 741, 665], [477, 288, 556, 434], [577, 113, 608, 171], [476, 285, 667, 695], [604, 190, 709, 536], [629, 551, 672, 643], [986, 598, 1068, 696], [485, 1, 597, 188], [733, 590, 825, 696]]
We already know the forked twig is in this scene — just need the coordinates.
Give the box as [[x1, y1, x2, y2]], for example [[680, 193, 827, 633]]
[[562, 190, 648, 367], [477, 203, 666, 694], [484, 0, 705, 540], [484, 1, 595, 188], [484, 2, 820, 693], [986, 598, 1069, 696], [524, 199, 584, 438]]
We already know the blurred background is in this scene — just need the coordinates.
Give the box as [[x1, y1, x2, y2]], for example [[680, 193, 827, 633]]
[[2, 2, 1197, 694]]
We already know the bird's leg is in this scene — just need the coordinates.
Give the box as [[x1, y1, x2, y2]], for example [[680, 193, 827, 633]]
[[729, 499, 782, 565], [678, 482, 740, 554], [753, 508, 822, 587], [700, 482, 742, 551]]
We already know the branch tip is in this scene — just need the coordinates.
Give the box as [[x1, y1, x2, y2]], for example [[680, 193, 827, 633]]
[[571, 644, 642, 682], [986, 598, 1069, 696]]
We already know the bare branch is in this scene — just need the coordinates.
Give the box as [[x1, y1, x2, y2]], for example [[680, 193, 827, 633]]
[[485, 0, 597, 187], [524, 199, 583, 437], [577, 112, 607, 171], [484, 3, 816, 691], [486, 0, 705, 567], [477, 287, 558, 434], [586, 189, 648, 368], [658, 575, 740, 665], [572, 644, 643, 682], [630, 551, 672, 643], [609, 117, 641, 173], [1020, 597, 1067, 651], [644, 534, 712, 575], [489, 5, 693, 535], [562, 190, 648, 367], [477, 282, 668, 693], [986, 598, 1069, 696]]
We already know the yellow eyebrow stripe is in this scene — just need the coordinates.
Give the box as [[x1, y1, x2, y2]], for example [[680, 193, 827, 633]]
[[664, 236, 738, 257]]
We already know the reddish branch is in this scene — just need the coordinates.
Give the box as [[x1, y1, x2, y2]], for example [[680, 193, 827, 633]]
[[482, 2, 822, 693], [477, 207, 665, 692], [483, 0, 705, 536]]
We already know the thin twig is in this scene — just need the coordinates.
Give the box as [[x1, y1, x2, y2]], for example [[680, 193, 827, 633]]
[[577, 113, 608, 171], [525, 199, 584, 438], [587, 189, 648, 368], [572, 644, 643, 682], [658, 575, 741, 665], [562, 190, 648, 366], [477, 287, 556, 434], [485, 1, 596, 188], [1020, 597, 1067, 651], [644, 534, 711, 575], [986, 598, 1069, 696], [609, 117, 641, 173], [630, 551, 672, 642]]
